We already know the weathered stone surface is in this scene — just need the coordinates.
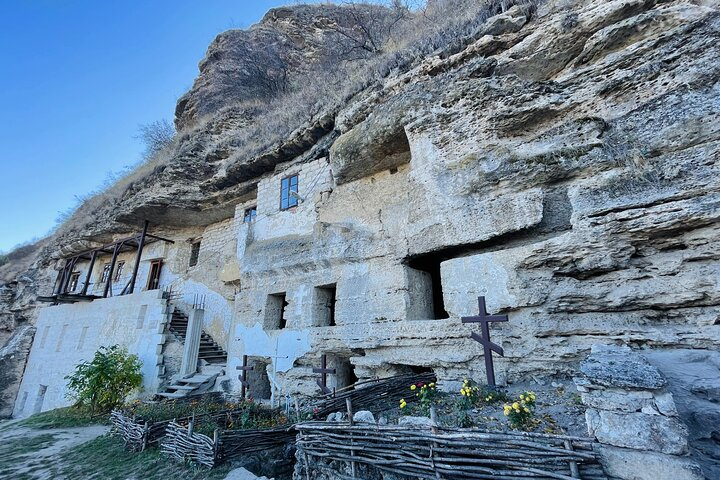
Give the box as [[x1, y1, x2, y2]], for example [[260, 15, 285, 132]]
[[586, 409, 689, 455], [597, 445, 704, 480], [580, 345, 666, 390], [352, 410, 376, 424], [224, 467, 273, 480], [398, 416, 433, 427], [580, 388, 654, 413], [326, 412, 345, 423]]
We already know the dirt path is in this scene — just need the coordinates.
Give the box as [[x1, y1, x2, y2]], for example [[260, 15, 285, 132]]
[[0, 421, 108, 479]]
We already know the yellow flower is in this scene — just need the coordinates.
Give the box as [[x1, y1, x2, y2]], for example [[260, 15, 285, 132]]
[[520, 394, 525, 401], [512, 402, 520, 411], [410, 385, 416, 391], [524, 407, 530, 413], [429, 383, 435, 388], [503, 405, 511, 415]]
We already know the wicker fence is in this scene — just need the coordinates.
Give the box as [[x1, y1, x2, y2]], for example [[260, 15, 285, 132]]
[[312, 372, 437, 418], [296, 422, 606, 480], [161, 419, 296, 468], [110, 403, 244, 452], [110, 409, 172, 452]]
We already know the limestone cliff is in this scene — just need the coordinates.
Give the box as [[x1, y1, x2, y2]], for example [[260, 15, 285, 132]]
[[1, 4, 718, 470]]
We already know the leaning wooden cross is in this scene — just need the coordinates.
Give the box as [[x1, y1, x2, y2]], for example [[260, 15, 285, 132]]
[[236, 354, 254, 399], [313, 354, 336, 396], [462, 296, 508, 386]]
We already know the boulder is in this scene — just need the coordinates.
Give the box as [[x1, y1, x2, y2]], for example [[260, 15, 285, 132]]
[[326, 412, 345, 422], [353, 410, 376, 424]]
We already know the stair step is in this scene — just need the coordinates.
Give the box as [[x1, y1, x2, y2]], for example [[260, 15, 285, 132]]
[[169, 385, 198, 391], [180, 375, 213, 384], [157, 392, 188, 399]]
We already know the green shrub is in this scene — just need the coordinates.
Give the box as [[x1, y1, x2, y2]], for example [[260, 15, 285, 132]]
[[65, 345, 143, 413]]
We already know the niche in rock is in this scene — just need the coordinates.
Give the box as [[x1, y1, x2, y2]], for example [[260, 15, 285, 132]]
[[246, 358, 272, 401], [405, 252, 449, 320]]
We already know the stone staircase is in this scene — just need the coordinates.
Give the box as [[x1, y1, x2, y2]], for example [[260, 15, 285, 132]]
[[167, 310, 228, 365], [157, 372, 220, 399]]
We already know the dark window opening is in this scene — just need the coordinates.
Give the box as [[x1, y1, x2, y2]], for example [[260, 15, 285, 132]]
[[247, 359, 271, 400], [243, 206, 257, 223], [189, 241, 201, 267], [68, 272, 80, 292], [264, 293, 288, 329], [280, 174, 299, 210], [314, 284, 337, 327], [114, 261, 125, 282], [100, 263, 111, 283], [406, 253, 449, 320], [146, 259, 163, 290]]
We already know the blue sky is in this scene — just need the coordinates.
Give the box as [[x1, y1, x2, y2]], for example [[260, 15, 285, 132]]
[[0, 0, 293, 252]]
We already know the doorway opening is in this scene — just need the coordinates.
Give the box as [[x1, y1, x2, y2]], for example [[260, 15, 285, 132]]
[[333, 356, 359, 391], [146, 259, 163, 290]]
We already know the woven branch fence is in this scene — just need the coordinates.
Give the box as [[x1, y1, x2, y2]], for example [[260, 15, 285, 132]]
[[312, 372, 437, 418], [296, 422, 607, 480], [161, 419, 296, 468], [110, 404, 247, 452]]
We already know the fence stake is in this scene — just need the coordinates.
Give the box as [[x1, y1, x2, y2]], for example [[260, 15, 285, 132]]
[[346, 398, 356, 478]]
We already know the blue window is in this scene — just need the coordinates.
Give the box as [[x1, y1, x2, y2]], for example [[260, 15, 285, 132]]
[[280, 175, 299, 210], [243, 206, 257, 223]]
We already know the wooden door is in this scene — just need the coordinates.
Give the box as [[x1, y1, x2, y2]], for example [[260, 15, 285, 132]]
[[146, 259, 163, 290]]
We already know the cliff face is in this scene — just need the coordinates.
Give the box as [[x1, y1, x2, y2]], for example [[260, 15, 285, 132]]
[[1, 0, 718, 446]]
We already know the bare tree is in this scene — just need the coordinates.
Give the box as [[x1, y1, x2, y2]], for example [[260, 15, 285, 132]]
[[137, 119, 175, 160], [321, 1, 413, 60]]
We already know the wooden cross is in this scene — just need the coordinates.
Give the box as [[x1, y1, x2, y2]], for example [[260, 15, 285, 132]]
[[313, 354, 336, 396], [462, 296, 508, 386], [236, 355, 254, 399]]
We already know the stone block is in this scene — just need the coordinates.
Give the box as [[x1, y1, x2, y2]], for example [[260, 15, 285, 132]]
[[580, 345, 666, 390], [586, 409, 689, 455], [597, 445, 704, 480], [581, 388, 654, 413]]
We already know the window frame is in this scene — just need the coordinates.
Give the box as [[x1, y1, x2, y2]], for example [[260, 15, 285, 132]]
[[100, 263, 111, 283], [113, 261, 125, 283], [68, 272, 80, 292], [280, 174, 299, 210], [189, 241, 201, 267], [243, 206, 257, 223]]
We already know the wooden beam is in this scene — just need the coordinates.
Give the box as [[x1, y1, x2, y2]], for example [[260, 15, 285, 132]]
[[145, 233, 175, 244], [80, 250, 98, 296], [127, 220, 149, 295], [103, 243, 122, 298]]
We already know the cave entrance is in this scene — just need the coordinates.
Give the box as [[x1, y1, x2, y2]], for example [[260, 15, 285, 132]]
[[332, 356, 359, 391]]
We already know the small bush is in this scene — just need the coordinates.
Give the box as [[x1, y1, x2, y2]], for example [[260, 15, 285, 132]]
[[65, 345, 143, 413], [502, 391, 537, 429]]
